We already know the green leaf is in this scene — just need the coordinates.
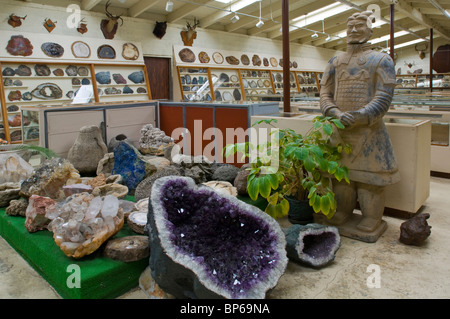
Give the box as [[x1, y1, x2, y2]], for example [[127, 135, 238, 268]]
[[327, 161, 339, 174], [294, 148, 309, 161], [258, 176, 272, 198], [331, 118, 345, 129], [222, 144, 236, 157], [304, 156, 315, 172], [309, 191, 317, 206], [312, 196, 321, 213], [320, 195, 331, 215], [278, 198, 290, 217], [344, 143, 353, 155], [323, 123, 333, 135], [317, 157, 328, 171], [247, 178, 260, 201], [266, 174, 279, 190]]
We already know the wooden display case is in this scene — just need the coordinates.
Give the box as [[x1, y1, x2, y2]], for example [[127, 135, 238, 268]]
[[0, 61, 152, 144], [396, 73, 450, 91]]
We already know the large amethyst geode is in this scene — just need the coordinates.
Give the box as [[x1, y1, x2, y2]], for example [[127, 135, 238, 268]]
[[147, 176, 288, 299]]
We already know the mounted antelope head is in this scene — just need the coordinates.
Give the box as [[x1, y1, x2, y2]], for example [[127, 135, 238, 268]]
[[8, 14, 27, 28], [100, 0, 124, 39], [180, 18, 199, 46]]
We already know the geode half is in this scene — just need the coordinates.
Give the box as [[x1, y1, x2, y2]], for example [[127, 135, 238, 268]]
[[147, 176, 288, 299]]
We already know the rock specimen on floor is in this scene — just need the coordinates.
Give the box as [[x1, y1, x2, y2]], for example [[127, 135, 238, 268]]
[[202, 181, 237, 197], [46, 193, 124, 258], [5, 197, 28, 217], [20, 158, 81, 200], [0, 152, 34, 184], [211, 164, 240, 184], [25, 195, 56, 232], [138, 124, 173, 155], [103, 235, 149, 262], [134, 166, 181, 202], [284, 224, 341, 268], [147, 176, 288, 299], [0, 182, 21, 207], [91, 183, 128, 199], [67, 125, 108, 176], [97, 153, 115, 176], [127, 211, 147, 234], [233, 167, 250, 196], [399, 213, 432, 246], [139, 266, 174, 299], [112, 142, 156, 192]]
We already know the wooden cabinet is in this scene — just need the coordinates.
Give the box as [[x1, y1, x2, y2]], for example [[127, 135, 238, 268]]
[[21, 101, 157, 158], [0, 61, 152, 144]]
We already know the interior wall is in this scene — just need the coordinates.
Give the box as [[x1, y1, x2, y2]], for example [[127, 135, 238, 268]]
[[0, 0, 339, 102]]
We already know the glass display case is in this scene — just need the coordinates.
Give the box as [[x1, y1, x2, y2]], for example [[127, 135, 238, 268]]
[[210, 68, 243, 102], [296, 71, 319, 96], [240, 69, 273, 101], [178, 67, 211, 102]]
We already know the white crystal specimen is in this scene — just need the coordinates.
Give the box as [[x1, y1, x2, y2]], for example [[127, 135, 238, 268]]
[[85, 196, 103, 220], [101, 195, 119, 219]]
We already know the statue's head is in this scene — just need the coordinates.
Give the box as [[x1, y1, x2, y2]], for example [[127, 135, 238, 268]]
[[346, 11, 374, 44]]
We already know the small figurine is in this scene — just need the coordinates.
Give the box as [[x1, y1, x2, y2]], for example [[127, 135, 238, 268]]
[[43, 18, 57, 33]]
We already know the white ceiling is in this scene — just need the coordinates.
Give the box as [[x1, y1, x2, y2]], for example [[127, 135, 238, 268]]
[[21, 0, 450, 52]]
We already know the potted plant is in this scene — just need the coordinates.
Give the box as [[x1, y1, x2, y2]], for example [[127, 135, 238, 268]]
[[223, 115, 352, 222]]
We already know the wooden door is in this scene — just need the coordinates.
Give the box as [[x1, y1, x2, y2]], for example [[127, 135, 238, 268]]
[[144, 56, 171, 100]]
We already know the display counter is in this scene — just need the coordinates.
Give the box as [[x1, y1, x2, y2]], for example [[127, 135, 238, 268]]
[[159, 101, 280, 164], [251, 113, 431, 216], [21, 100, 157, 158]]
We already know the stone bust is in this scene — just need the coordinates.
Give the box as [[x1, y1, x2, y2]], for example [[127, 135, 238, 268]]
[[319, 11, 400, 241]]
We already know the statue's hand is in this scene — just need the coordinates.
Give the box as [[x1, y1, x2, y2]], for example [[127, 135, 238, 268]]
[[346, 109, 369, 128]]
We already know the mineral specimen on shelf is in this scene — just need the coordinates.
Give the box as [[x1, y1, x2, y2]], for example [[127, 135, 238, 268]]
[[62, 183, 93, 197], [134, 166, 181, 202], [112, 141, 156, 191], [137, 86, 146, 93], [22, 92, 32, 101], [178, 48, 196, 63], [0, 152, 34, 184], [2, 67, 15, 76], [25, 195, 56, 233], [41, 42, 64, 58], [123, 85, 133, 94], [72, 78, 80, 86], [104, 87, 121, 95], [34, 64, 51, 76], [198, 51, 210, 63], [53, 68, 64, 76], [8, 90, 21, 101], [122, 42, 139, 60], [148, 176, 288, 299], [5, 197, 28, 217], [127, 211, 147, 234], [96, 71, 111, 84], [128, 70, 144, 84], [225, 56, 239, 65], [97, 45, 116, 59], [81, 78, 90, 85], [8, 114, 21, 127], [284, 223, 341, 268], [67, 125, 108, 176], [31, 83, 63, 100], [13, 79, 22, 86], [399, 213, 432, 246], [202, 181, 237, 197], [0, 183, 21, 208], [112, 73, 127, 84], [6, 35, 33, 56], [104, 235, 149, 262], [3, 78, 12, 86], [20, 157, 81, 200], [46, 193, 124, 258], [65, 65, 78, 76], [138, 124, 173, 155], [91, 183, 129, 199]]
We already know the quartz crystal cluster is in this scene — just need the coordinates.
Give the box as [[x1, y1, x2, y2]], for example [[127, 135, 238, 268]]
[[46, 193, 124, 258], [148, 176, 287, 299]]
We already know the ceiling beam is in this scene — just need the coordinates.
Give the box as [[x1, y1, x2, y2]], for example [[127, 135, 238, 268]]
[[81, 0, 102, 11], [167, 0, 214, 24], [129, 0, 160, 18], [380, 0, 450, 40]]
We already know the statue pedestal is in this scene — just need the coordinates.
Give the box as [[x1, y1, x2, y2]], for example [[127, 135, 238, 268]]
[[314, 212, 387, 243]]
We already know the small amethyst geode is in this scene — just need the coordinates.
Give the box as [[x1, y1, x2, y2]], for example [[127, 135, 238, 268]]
[[147, 176, 288, 299]]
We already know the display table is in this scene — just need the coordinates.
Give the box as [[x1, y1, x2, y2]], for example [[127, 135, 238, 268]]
[[251, 113, 431, 217], [21, 101, 157, 158], [0, 196, 148, 299]]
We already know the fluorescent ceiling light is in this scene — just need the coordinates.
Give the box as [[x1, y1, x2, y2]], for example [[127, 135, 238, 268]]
[[369, 30, 409, 44], [394, 38, 427, 49], [291, 2, 351, 29]]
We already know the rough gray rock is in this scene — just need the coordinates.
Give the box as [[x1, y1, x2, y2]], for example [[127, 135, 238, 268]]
[[134, 166, 182, 202], [212, 164, 240, 184]]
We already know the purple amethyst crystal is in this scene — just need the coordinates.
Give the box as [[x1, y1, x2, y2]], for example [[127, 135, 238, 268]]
[[284, 224, 341, 268], [147, 176, 287, 299]]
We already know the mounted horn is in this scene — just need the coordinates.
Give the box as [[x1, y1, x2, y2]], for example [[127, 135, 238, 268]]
[[100, 0, 124, 39], [415, 43, 428, 60], [180, 18, 199, 46]]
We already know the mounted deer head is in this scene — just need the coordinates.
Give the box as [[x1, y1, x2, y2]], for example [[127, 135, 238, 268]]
[[404, 61, 416, 68], [153, 21, 167, 39], [180, 18, 199, 46], [415, 43, 428, 60], [8, 14, 27, 28], [100, 0, 124, 39]]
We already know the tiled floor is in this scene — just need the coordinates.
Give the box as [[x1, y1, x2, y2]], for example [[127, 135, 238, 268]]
[[1, 176, 449, 299]]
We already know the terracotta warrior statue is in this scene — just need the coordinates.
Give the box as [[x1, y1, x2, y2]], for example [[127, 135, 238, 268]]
[[319, 11, 400, 237]]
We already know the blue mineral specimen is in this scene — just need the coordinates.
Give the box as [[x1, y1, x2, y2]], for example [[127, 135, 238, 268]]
[[95, 71, 111, 85], [128, 71, 144, 84], [123, 85, 134, 94]]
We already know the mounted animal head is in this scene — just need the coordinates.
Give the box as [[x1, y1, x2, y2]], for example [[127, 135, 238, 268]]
[[8, 14, 27, 28], [77, 18, 88, 34], [100, 0, 124, 39], [43, 18, 57, 32], [415, 43, 428, 60], [153, 21, 167, 39], [181, 18, 199, 46]]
